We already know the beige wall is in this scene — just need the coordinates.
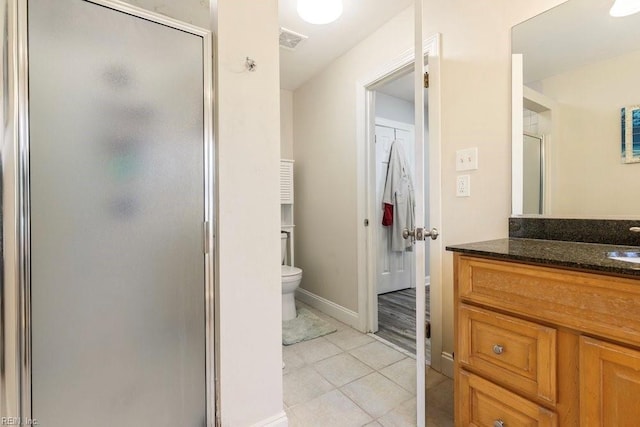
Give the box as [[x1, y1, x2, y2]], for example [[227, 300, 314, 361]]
[[293, 0, 566, 366], [293, 7, 415, 314], [538, 50, 640, 217], [424, 0, 566, 362], [280, 89, 295, 159], [216, 1, 284, 425]]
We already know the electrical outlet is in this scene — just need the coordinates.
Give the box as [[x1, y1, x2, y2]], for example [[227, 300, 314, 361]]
[[456, 175, 471, 197], [456, 147, 478, 171]]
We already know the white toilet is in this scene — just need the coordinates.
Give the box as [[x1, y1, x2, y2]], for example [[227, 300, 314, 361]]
[[281, 232, 302, 321]]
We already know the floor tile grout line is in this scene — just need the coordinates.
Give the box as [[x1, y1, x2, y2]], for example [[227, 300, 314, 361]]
[[289, 387, 377, 425], [377, 367, 418, 395], [348, 355, 407, 373], [337, 370, 416, 421], [368, 331, 439, 378], [312, 358, 375, 389], [285, 299, 452, 426], [285, 339, 384, 377], [370, 392, 417, 425], [327, 359, 387, 389], [287, 346, 417, 422], [368, 332, 425, 361], [325, 333, 377, 353], [336, 382, 386, 423], [339, 371, 415, 425]]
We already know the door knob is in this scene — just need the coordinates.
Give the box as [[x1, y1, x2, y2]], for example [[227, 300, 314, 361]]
[[402, 228, 414, 239], [426, 228, 439, 240], [402, 227, 439, 241]]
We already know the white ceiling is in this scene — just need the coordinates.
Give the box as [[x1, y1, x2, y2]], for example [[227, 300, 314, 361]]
[[278, 0, 413, 90], [512, 0, 640, 84], [376, 71, 415, 102]]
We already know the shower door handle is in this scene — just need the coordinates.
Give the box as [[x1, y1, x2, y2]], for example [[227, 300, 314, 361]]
[[402, 227, 439, 241]]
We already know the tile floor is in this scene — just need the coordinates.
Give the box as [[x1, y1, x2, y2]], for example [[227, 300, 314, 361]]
[[283, 302, 454, 427]]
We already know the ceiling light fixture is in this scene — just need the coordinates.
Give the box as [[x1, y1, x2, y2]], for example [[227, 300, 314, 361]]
[[297, 0, 343, 25], [610, 0, 640, 17]]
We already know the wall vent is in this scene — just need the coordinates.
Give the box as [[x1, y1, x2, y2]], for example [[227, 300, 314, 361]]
[[279, 27, 308, 51]]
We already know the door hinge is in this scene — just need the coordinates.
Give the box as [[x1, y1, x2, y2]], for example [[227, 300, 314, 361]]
[[364, 219, 369, 227]]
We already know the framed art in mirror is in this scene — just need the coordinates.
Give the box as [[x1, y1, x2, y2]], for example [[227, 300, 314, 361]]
[[622, 105, 640, 164]]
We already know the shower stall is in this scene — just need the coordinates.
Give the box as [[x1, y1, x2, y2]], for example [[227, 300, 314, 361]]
[[1, 0, 215, 425]]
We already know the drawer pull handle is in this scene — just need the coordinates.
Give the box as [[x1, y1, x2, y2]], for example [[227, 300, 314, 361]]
[[492, 344, 504, 355], [493, 420, 505, 427]]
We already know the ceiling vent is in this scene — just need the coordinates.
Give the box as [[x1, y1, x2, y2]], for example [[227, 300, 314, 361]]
[[279, 27, 308, 51]]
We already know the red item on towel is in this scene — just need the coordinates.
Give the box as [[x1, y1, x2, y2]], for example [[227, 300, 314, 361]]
[[382, 203, 393, 226]]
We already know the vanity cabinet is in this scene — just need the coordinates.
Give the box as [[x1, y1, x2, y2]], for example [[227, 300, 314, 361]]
[[453, 253, 640, 426]]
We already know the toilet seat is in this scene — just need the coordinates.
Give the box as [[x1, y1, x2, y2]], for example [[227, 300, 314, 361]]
[[282, 265, 302, 276], [280, 265, 302, 282]]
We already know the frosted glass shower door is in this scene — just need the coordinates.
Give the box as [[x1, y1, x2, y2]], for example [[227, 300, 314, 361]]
[[523, 134, 543, 215], [28, 0, 207, 426]]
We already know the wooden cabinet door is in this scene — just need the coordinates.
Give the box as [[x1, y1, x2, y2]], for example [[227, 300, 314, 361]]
[[581, 336, 640, 426]]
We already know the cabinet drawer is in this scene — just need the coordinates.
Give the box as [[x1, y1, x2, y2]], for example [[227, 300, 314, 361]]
[[458, 304, 557, 404], [459, 370, 557, 427], [457, 256, 640, 348]]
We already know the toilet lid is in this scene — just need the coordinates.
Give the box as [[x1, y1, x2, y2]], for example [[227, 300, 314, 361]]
[[281, 266, 302, 277]]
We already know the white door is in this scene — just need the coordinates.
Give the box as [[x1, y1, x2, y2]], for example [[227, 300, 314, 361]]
[[375, 122, 416, 295], [363, 27, 441, 427]]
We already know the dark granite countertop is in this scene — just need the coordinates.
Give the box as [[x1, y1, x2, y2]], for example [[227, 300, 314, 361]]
[[446, 238, 640, 277]]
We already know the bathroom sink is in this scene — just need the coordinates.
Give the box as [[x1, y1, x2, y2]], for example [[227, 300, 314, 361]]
[[606, 251, 640, 264]]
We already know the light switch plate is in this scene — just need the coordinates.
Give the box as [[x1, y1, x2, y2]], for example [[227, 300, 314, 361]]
[[456, 175, 471, 197], [456, 147, 478, 171]]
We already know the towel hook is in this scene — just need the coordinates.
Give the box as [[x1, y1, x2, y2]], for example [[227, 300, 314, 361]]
[[245, 57, 257, 72]]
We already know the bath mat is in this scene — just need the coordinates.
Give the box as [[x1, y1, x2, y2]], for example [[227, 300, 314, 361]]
[[282, 307, 337, 345]]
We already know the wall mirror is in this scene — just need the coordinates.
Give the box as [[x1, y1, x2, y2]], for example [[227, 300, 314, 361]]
[[511, 0, 640, 218]]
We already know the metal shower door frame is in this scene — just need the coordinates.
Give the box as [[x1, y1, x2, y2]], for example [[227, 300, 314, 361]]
[[0, 0, 217, 424]]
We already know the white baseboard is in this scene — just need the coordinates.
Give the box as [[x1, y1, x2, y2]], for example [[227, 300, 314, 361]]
[[296, 288, 360, 329], [251, 411, 288, 427], [441, 352, 454, 379]]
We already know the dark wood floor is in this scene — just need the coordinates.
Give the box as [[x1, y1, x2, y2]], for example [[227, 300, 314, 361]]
[[374, 286, 430, 357]]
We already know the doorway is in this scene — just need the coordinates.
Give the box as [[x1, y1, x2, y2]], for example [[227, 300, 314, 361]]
[[356, 31, 443, 427], [523, 132, 545, 215], [369, 70, 430, 361]]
